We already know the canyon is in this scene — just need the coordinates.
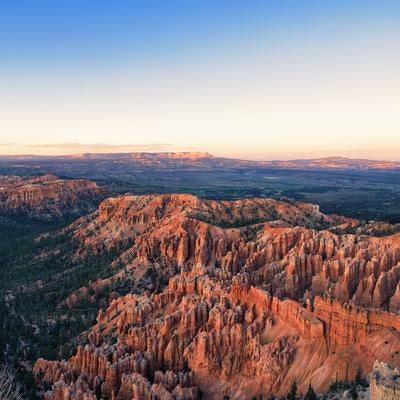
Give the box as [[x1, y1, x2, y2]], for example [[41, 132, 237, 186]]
[[31, 194, 400, 399]]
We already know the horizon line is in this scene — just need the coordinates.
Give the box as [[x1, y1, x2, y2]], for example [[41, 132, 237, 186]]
[[0, 150, 400, 163]]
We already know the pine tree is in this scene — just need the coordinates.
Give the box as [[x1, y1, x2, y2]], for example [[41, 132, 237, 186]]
[[287, 381, 297, 400], [304, 383, 317, 400], [349, 384, 358, 399], [355, 367, 362, 384], [355, 367, 367, 387]]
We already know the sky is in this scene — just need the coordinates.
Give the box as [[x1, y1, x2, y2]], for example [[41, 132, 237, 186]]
[[0, 0, 399, 160]]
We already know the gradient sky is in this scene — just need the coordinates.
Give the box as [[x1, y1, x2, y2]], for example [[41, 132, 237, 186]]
[[1, 1, 400, 159]]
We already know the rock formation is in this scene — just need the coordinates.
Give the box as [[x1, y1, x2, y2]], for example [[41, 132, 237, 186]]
[[0, 174, 105, 220], [34, 194, 400, 399], [370, 361, 400, 400]]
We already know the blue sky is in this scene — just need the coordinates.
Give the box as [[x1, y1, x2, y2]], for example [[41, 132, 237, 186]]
[[1, 1, 400, 159], [2, 1, 397, 71]]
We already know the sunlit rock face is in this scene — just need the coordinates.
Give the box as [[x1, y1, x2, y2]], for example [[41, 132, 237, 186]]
[[34, 194, 400, 399], [0, 174, 105, 220]]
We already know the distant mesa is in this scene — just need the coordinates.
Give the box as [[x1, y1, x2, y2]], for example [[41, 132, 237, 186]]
[[1, 152, 399, 170], [129, 151, 214, 159], [65, 151, 214, 160]]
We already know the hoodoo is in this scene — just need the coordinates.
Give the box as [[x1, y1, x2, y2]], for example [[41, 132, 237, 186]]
[[33, 194, 400, 399]]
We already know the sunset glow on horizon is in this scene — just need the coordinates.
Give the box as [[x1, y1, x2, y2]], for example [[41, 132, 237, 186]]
[[1, 1, 399, 160]]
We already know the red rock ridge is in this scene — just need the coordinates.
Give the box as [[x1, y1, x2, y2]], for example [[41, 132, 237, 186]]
[[0, 174, 105, 220], [34, 194, 400, 399]]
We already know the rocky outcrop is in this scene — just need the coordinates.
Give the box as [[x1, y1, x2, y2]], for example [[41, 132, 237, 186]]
[[34, 271, 297, 399], [34, 269, 400, 399], [0, 174, 105, 220], [34, 194, 400, 399], [69, 195, 400, 311], [312, 297, 400, 347], [370, 361, 400, 400]]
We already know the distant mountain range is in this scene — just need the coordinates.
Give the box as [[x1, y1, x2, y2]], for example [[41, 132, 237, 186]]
[[1, 152, 400, 170]]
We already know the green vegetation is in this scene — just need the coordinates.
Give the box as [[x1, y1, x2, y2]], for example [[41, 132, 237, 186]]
[[286, 381, 297, 400], [0, 222, 135, 398], [328, 367, 369, 399], [304, 384, 317, 400]]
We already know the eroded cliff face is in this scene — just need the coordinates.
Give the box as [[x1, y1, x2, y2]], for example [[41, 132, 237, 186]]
[[0, 174, 105, 220], [370, 361, 400, 400], [34, 194, 400, 399]]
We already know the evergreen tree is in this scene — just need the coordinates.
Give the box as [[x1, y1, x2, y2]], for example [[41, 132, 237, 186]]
[[304, 383, 317, 400], [349, 384, 358, 399], [355, 367, 367, 387], [287, 381, 297, 400], [355, 367, 362, 384]]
